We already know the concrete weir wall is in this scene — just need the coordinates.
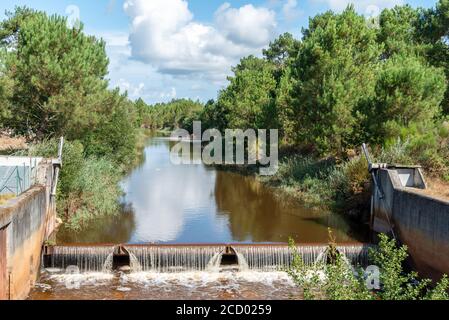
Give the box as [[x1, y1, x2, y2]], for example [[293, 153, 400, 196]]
[[0, 159, 55, 300], [372, 167, 449, 280]]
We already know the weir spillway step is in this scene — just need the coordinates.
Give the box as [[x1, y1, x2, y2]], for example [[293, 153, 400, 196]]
[[41, 243, 374, 273]]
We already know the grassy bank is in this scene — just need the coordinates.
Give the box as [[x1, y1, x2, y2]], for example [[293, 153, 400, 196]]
[[24, 129, 151, 231], [262, 155, 371, 220], [251, 138, 449, 223]]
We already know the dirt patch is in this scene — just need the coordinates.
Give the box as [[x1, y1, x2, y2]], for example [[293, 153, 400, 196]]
[[0, 133, 27, 152], [418, 177, 449, 201]]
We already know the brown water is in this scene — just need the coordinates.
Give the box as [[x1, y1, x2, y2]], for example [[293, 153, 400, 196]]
[[57, 136, 367, 244], [30, 135, 367, 300], [29, 270, 302, 300]]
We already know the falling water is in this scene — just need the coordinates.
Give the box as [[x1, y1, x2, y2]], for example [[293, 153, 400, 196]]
[[234, 245, 372, 271], [336, 245, 371, 266], [206, 252, 223, 272], [129, 252, 142, 272], [46, 246, 115, 273], [235, 251, 249, 271], [234, 245, 325, 271], [125, 246, 226, 273], [102, 253, 114, 273], [44, 244, 371, 274]]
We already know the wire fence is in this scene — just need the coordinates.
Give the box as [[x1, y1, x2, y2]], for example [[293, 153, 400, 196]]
[[0, 159, 40, 196]]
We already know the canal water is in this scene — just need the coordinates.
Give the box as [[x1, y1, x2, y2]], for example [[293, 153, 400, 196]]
[[29, 135, 368, 300], [56, 136, 367, 244]]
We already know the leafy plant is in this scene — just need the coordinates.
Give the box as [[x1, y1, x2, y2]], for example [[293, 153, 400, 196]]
[[288, 232, 449, 300]]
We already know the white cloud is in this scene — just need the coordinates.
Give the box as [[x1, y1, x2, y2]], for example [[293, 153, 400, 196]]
[[282, 0, 302, 21], [215, 3, 277, 47], [159, 87, 177, 100], [313, 0, 403, 13], [117, 78, 145, 97], [123, 0, 277, 80]]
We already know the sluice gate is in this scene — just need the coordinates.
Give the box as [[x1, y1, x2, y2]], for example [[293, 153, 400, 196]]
[[42, 243, 374, 273]]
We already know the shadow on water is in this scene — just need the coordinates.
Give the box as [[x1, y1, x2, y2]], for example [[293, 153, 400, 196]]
[[214, 171, 368, 243], [57, 204, 136, 244], [56, 136, 369, 244]]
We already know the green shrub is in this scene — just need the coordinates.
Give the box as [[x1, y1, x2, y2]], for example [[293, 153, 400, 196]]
[[62, 157, 121, 231], [26, 139, 84, 197], [370, 234, 449, 300], [268, 155, 370, 216], [26, 139, 122, 230], [327, 157, 370, 213], [288, 233, 449, 300], [271, 156, 335, 207]]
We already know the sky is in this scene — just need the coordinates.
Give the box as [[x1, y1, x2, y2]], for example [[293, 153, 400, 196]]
[[0, 0, 439, 104]]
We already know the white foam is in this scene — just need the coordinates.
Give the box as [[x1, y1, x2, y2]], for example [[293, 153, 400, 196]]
[[47, 272, 114, 287], [122, 271, 296, 288]]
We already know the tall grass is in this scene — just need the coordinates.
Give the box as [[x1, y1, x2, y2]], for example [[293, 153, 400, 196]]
[[25, 139, 123, 230], [264, 153, 371, 220]]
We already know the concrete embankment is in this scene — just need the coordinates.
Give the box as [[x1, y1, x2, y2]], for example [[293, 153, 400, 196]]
[[0, 159, 56, 300], [372, 166, 449, 280]]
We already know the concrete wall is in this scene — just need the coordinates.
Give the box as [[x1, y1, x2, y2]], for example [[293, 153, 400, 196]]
[[372, 167, 449, 280], [0, 160, 55, 300]]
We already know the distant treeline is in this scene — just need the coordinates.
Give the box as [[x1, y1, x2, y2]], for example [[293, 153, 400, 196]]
[[1, 2, 449, 226], [137, 2, 449, 179], [133, 2, 449, 219]]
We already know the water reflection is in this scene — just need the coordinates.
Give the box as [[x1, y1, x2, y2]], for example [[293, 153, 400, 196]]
[[58, 136, 367, 244], [214, 172, 360, 242]]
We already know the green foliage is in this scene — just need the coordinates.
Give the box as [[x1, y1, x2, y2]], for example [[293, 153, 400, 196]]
[[269, 155, 369, 214], [0, 51, 13, 122], [378, 5, 423, 57], [288, 233, 449, 300], [291, 7, 381, 155], [217, 56, 277, 130], [361, 54, 446, 144], [200, 99, 229, 132], [1, 8, 109, 138], [288, 233, 373, 300], [81, 89, 137, 165], [62, 156, 121, 231], [263, 32, 300, 68], [0, 8, 140, 230], [424, 275, 449, 300], [134, 98, 149, 128], [26, 139, 122, 230], [370, 234, 449, 300], [419, 1, 449, 114], [144, 98, 203, 132], [0, 7, 137, 165], [275, 67, 298, 146]]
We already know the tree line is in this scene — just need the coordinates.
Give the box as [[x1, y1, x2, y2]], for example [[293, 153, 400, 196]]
[[139, 1, 449, 178], [0, 7, 141, 229], [1, 2, 449, 227]]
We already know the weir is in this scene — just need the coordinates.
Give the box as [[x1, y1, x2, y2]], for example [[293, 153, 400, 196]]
[[125, 245, 226, 272], [43, 245, 115, 273], [42, 243, 373, 273]]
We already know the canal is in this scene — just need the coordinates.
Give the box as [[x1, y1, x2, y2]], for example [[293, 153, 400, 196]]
[[29, 135, 368, 300], [56, 135, 367, 244]]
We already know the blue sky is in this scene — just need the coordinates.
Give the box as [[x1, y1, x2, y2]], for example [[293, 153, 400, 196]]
[[0, 0, 439, 104]]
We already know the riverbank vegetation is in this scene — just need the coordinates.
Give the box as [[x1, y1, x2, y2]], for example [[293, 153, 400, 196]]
[[0, 7, 145, 229], [288, 233, 449, 300], [1, 2, 449, 227], [137, 1, 449, 220]]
